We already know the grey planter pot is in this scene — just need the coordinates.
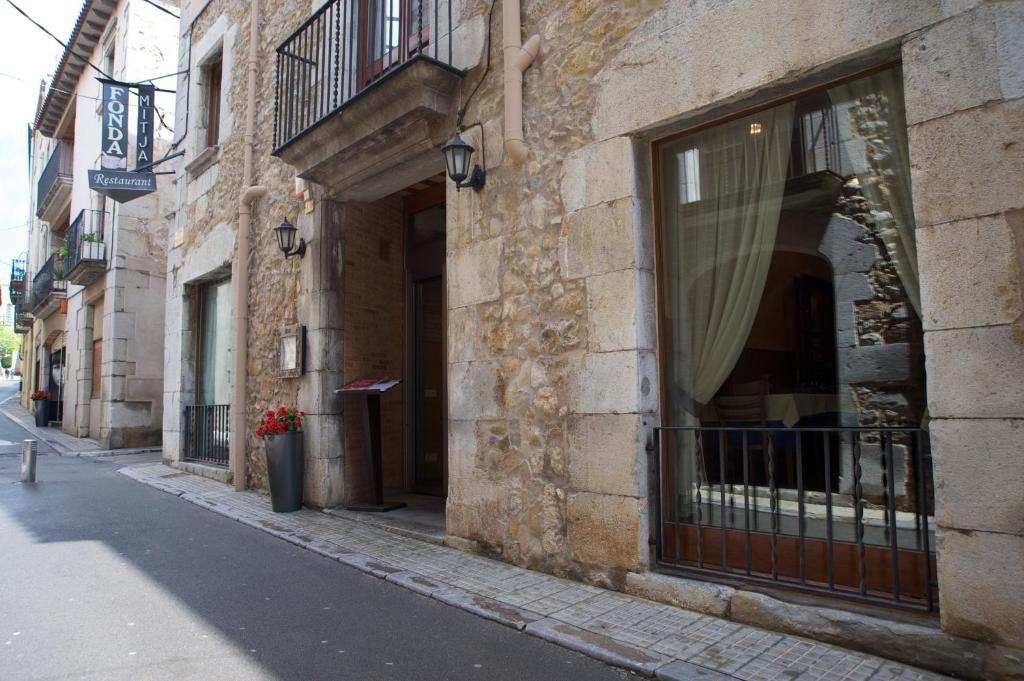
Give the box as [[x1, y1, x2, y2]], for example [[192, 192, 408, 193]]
[[264, 430, 304, 512], [34, 399, 49, 428]]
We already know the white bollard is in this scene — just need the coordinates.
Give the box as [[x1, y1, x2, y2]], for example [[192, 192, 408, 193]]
[[21, 440, 37, 483]]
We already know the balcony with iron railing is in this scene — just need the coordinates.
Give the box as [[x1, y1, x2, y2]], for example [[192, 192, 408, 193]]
[[30, 253, 68, 318], [64, 209, 108, 286], [8, 257, 26, 306], [14, 305, 33, 334], [273, 0, 464, 200], [36, 140, 74, 225]]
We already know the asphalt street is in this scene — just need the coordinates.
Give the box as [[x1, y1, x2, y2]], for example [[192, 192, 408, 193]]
[[0, 382, 631, 681]]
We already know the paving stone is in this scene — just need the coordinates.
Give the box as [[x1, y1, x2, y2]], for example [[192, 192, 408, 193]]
[[433, 587, 544, 631], [690, 628, 783, 674], [386, 570, 446, 597], [656, 660, 737, 681], [526, 617, 671, 676], [334, 552, 403, 578], [651, 617, 742, 660]]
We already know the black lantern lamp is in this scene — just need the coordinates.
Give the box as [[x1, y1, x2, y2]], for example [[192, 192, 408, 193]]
[[442, 130, 486, 192], [275, 217, 306, 259]]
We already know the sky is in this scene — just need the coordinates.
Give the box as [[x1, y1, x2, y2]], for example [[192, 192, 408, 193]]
[[0, 0, 85, 300]]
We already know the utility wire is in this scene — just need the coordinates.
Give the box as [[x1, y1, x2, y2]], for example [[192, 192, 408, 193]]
[[4, 0, 176, 134], [141, 0, 178, 19], [3, 0, 114, 80]]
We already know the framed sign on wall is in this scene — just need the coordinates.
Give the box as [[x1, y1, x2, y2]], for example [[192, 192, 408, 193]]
[[277, 324, 306, 378]]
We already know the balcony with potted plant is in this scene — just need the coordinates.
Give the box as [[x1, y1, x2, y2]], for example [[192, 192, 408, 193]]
[[64, 209, 107, 286]]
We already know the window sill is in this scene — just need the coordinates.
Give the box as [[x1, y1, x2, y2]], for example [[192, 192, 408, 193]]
[[186, 145, 220, 178]]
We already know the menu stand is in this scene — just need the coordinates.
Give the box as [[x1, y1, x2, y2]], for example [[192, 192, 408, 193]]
[[335, 377, 406, 512]]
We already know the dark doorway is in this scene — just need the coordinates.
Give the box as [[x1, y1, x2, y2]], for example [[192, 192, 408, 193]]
[[405, 193, 446, 497], [413, 276, 444, 493]]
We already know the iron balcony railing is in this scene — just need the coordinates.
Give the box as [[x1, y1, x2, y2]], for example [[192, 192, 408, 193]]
[[30, 253, 68, 313], [183, 404, 230, 466], [36, 140, 73, 218], [9, 257, 26, 305], [14, 305, 32, 333], [64, 209, 107, 283], [654, 426, 935, 611], [273, 0, 456, 152]]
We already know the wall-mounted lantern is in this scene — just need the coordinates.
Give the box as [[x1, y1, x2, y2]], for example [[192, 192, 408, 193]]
[[274, 217, 306, 259], [442, 132, 486, 192]]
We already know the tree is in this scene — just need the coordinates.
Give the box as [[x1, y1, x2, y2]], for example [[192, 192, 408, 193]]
[[0, 324, 19, 369]]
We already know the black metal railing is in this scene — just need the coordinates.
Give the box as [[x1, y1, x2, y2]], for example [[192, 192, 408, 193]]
[[30, 253, 68, 312], [9, 257, 26, 305], [273, 0, 456, 152], [183, 404, 230, 466], [36, 140, 73, 216], [13, 305, 32, 333], [654, 426, 935, 610], [64, 209, 107, 279]]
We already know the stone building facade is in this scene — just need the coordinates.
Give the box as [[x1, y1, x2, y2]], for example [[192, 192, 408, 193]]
[[16, 0, 178, 448], [164, 1, 1024, 678]]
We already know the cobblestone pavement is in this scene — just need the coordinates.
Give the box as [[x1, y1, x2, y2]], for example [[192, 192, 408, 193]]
[[119, 462, 951, 681]]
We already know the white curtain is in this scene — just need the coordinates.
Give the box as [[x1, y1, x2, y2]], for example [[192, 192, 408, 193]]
[[830, 70, 921, 315], [665, 103, 796, 413]]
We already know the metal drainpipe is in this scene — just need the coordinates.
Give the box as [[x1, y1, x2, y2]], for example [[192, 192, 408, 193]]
[[503, 0, 541, 163], [231, 0, 267, 491]]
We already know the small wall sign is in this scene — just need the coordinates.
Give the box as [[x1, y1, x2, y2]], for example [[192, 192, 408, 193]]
[[277, 324, 306, 378]]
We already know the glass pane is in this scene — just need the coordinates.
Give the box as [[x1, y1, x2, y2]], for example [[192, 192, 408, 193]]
[[199, 279, 232, 405], [659, 66, 932, 560]]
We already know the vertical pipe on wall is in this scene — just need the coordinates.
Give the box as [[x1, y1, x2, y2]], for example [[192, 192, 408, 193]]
[[502, 0, 540, 163], [232, 0, 268, 491]]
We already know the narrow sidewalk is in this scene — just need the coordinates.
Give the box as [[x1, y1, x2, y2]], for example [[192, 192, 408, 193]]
[[0, 395, 157, 457], [119, 462, 949, 681]]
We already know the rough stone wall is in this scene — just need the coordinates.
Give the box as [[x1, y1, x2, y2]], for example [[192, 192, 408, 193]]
[[445, 0, 665, 585], [444, 0, 1024, 670]]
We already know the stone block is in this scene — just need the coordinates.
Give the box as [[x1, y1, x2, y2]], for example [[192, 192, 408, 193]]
[[590, 0, 956, 140], [560, 197, 638, 280], [729, 590, 985, 679], [909, 98, 1024, 227], [448, 237, 503, 309], [569, 350, 657, 415], [560, 137, 635, 213], [526, 617, 670, 676], [303, 453, 345, 509], [566, 492, 646, 571], [902, 6, 1002, 125], [837, 343, 911, 384], [624, 572, 733, 618], [937, 529, 1024, 650], [447, 305, 481, 363], [447, 418, 477, 481], [105, 401, 153, 429], [587, 269, 655, 352], [925, 324, 1024, 419], [433, 587, 543, 631], [931, 417, 1024, 535], [995, 3, 1024, 101], [917, 215, 1023, 331], [655, 660, 735, 681], [448, 360, 502, 420], [566, 414, 645, 497]]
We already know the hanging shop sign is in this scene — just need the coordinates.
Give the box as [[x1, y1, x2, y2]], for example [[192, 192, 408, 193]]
[[135, 83, 155, 167], [89, 79, 158, 203], [87, 169, 157, 203]]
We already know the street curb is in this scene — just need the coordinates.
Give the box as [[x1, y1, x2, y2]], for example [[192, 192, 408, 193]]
[[117, 464, 685, 678]]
